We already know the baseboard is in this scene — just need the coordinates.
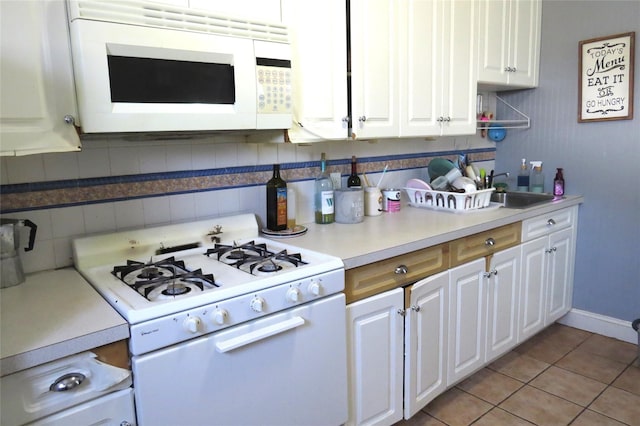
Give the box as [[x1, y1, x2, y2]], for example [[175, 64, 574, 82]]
[[557, 309, 638, 344]]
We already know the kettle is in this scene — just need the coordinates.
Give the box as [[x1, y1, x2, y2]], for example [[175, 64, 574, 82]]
[[1, 219, 37, 288]]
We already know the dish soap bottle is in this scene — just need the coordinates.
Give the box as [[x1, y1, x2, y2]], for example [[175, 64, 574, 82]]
[[266, 164, 287, 231], [529, 161, 544, 193], [517, 158, 529, 191], [347, 156, 362, 188], [315, 153, 335, 224], [553, 168, 565, 196]]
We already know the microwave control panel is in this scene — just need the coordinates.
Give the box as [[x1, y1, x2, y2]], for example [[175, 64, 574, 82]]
[[256, 59, 292, 115]]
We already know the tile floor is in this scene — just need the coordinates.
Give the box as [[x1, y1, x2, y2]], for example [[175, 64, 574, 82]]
[[398, 324, 640, 426]]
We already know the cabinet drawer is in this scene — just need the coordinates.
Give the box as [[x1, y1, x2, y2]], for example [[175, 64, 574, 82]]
[[345, 244, 449, 304], [449, 222, 521, 267], [522, 207, 575, 242]]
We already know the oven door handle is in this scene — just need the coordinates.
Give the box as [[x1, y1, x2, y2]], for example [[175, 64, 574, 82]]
[[215, 316, 306, 353]]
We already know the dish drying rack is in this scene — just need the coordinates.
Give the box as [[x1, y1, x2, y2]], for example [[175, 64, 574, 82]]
[[403, 188, 495, 212], [476, 93, 530, 129]]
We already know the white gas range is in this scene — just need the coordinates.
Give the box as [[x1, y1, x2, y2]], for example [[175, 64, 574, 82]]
[[73, 214, 348, 426]]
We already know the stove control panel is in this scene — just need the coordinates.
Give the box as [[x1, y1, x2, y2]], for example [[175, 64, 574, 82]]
[[129, 268, 344, 355]]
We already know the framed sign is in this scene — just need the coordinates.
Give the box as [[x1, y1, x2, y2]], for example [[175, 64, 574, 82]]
[[579, 32, 634, 122]]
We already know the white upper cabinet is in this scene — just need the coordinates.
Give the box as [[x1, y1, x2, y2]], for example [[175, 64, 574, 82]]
[[477, 0, 541, 88], [350, 0, 400, 139], [281, 0, 349, 141], [0, 1, 81, 156], [399, 0, 477, 137]]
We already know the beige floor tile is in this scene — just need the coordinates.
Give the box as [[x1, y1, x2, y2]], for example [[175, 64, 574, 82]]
[[612, 364, 640, 396], [423, 387, 492, 426], [395, 410, 446, 426], [499, 385, 583, 425], [473, 407, 535, 425], [576, 333, 638, 365], [488, 351, 550, 383], [514, 334, 575, 364], [536, 323, 592, 348], [456, 368, 523, 405], [555, 349, 628, 384], [570, 409, 628, 426], [529, 366, 607, 407], [589, 386, 640, 425]]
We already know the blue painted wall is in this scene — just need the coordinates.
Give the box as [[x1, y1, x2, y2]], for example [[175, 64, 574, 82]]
[[495, 0, 640, 322]]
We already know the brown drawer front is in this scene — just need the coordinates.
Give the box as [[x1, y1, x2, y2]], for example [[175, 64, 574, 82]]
[[345, 244, 448, 304], [450, 222, 522, 267]]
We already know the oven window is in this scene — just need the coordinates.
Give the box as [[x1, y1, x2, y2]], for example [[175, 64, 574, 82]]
[[107, 56, 235, 104]]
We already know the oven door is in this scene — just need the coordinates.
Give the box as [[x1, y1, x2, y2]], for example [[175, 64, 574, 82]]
[[132, 293, 347, 426]]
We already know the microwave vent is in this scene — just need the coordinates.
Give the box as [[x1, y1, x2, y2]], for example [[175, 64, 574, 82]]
[[68, 0, 289, 43]]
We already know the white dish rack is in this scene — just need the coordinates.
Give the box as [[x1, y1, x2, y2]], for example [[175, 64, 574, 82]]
[[403, 187, 496, 212]]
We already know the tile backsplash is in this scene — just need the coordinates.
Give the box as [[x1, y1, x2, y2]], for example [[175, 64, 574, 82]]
[[1, 134, 495, 273]]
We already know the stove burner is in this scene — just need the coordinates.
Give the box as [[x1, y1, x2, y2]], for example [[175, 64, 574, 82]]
[[226, 249, 248, 260], [162, 283, 191, 296], [206, 241, 269, 262], [111, 257, 219, 301], [258, 261, 282, 273]]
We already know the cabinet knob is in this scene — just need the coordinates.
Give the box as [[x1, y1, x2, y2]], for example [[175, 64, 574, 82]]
[[444, 116, 451, 122], [342, 116, 350, 124], [547, 218, 556, 226], [394, 265, 408, 275], [63, 115, 75, 125], [411, 305, 421, 312], [437, 116, 443, 122], [485, 237, 496, 247], [397, 309, 406, 316], [358, 116, 367, 122]]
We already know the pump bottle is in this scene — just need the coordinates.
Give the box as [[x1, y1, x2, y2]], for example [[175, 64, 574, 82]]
[[530, 161, 544, 193], [517, 159, 529, 191]]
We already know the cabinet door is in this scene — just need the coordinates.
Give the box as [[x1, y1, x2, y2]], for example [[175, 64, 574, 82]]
[[440, 0, 477, 136], [506, 0, 541, 87], [404, 271, 449, 419], [477, 0, 510, 84], [350, 0, 399, 139], [282, 0, 348, 141], [518, 236, 547, 342], [486, 246, 520, 363], [346, 288, 404, 426], [398, 0, 440, 137], [448, 258, 486, 386], [546, 227, 574, 324], [0, 1, 81, 156]]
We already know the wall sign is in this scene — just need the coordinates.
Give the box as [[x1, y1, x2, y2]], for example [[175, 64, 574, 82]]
[[579, 32, 634, 122]]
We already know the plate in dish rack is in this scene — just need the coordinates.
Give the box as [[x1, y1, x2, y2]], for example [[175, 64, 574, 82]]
[[261, 225, 308, 238]]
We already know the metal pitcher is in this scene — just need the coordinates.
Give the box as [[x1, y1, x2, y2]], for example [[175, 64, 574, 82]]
[[1, 219, 37, 288]]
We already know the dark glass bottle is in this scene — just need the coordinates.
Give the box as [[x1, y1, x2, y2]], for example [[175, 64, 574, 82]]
[[266, 164, 287, 231], [347, 155, 362, 188], [553, 168, 565, 196]]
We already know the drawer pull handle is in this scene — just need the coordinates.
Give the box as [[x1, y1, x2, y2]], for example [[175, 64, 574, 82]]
[[547, 218, 556, 226], [395, 265, 408, 275], [50, 373, 85, 392], [485, 238, 496, 247]]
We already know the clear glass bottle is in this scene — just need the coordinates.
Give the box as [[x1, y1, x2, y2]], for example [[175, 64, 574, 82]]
[[347, 155, 362, 188], [517, 158, 529, 191], [266, 164, 287, 231], [314, 153, 335, 224], [529, 161, 544, 193], [553, 168, 565, 196]]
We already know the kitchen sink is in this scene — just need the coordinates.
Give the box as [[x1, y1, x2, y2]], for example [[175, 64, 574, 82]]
[[490, 191, 557, 208]]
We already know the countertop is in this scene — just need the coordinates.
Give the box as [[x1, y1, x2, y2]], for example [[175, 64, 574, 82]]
[[0, 268, 129, 377], [287, 195, 584, 269]]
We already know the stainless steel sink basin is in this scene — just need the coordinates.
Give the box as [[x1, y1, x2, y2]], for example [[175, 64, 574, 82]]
[[490, 191, 556, 208]]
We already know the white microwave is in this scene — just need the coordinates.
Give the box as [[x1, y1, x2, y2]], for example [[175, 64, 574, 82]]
[[66, 0, 292, 133]]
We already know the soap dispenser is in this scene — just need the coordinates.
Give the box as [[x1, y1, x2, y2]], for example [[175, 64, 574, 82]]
[[553, 168, 565, 196], [530, 161, 544, 193], [517, 158, 529, 191]]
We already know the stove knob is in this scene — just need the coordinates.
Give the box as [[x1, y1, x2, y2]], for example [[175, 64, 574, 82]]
[[212, 309, 229, 325], [250, 297, 265, 313], [308, 281, 322, 296], [286, 287, 301, 303], [183, 316, 202, 333]]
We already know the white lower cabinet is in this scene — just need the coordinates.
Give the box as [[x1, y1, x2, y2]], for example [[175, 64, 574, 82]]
[[346, 288, 404, 426], [404, 271, 449, 418], [447, 258, 486, 385], [519, 207, 577, 342], [485, 245, 521, 363]]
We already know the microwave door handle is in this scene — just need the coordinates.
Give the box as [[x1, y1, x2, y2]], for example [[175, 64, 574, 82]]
[[214, 316, 305, 353]]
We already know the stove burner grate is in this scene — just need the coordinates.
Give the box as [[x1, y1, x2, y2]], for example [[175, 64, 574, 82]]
[[229, 249, 308, 274], [111, 257, 219, 301], [205, 241, 269, 262]]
